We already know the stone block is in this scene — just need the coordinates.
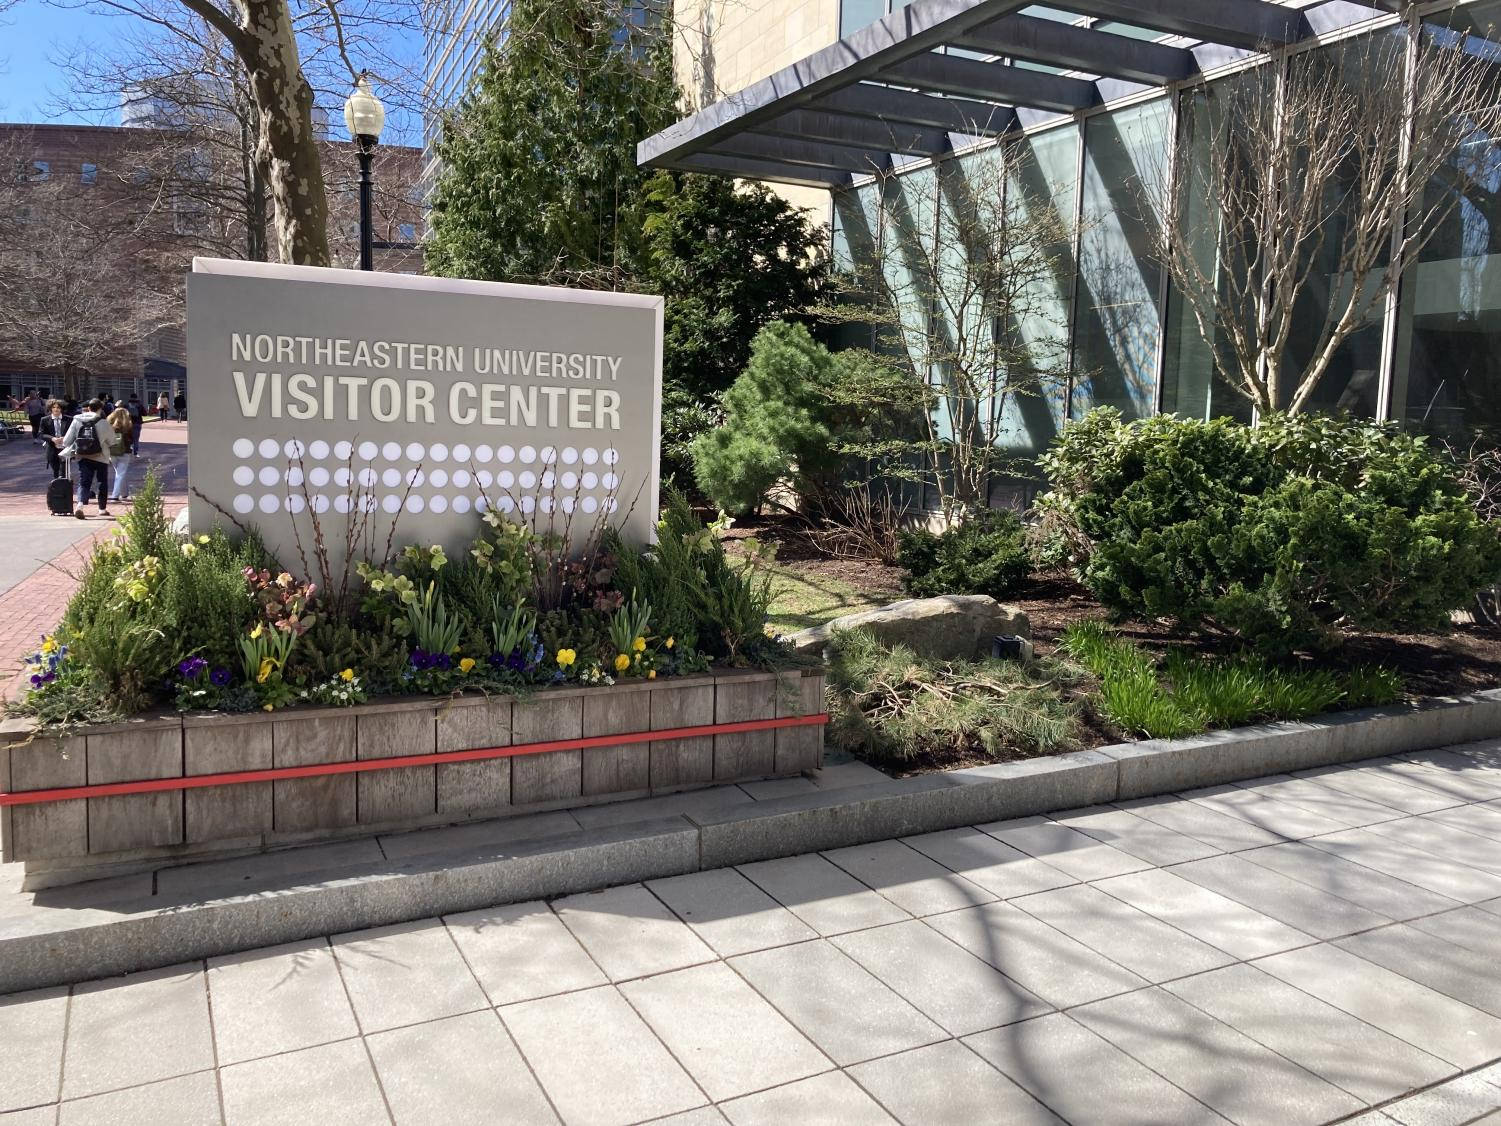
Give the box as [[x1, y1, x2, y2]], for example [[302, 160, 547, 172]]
[[511, 692, 583, 804], [273, 714, 356, 833], [86, 722, 183, 854], [6, 734, 87, 860], [435, 696, 512, 816], [650, 679, 715, 790], [357, 705, 437, 824], [713, 670, 777, 781], [184, 716, 272, 844], [582, 685, 651, 796], [775, 670, 825, 776], [785, 594, 1030, 660]]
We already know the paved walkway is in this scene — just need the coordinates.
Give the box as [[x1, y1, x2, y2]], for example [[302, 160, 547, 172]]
[[7, 746, 1501, 1125]]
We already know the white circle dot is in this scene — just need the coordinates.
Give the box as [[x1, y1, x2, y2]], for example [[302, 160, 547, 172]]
[[453, 469, 472, 488], [581, 496, 598, 513], [258, 466, 279, 487], [258, 494, 278, 514], [382, 468, 401, 488], [429, 443, 449, 463], [334, 495, 351, 514], [232, 438, 254, 459], [360, 496, 378, 514], [312, 495, 330, 513], [582, 447, 599, 465], [477, 470, 493, 488], [498, 470, 515, 488], [497, 445, 515, 463], [519, 445, 536, 464], [453, 495, 472, 514], [474, 495, 488, 513], [562, 496, 576, 513], [381, 441, 401, 461], [582, 472, 598, 489], [233, 466, 254, 487], [603, 472, 619, 491], [333, 440, 352, 460], [540, 497, 555, 513], [540, 446, 557, 464], [310, 467, 330, 487], [358, 468, 377, 488], [287, 495, 306, 514], [603, 448, 619, 466], [358, 441, 377, 461], [257, 438, 279, 459], [405, 495, 425, 514], [475, 444, 493, 463], [309, 440, 330, 460], [286, 467, 304, 487], [452, 443, 471, 463], [520, 496, 535, 514], [429, 469, 449, 488], [561, 471, 578, 489], [333, 467, 351, 488], [606, 498, 619, 513], [541, 471, 556, 489], [519, 471, 536, 489], [406, 468, 425, 487], [284, 439, 305, 460], [381, 494, 400, 514], [232, 494, 253, 514], [430, 496, 448, 514], [562, 447, 579, 464], [497, 496, 515, 513], [405, 442, 424, 461]]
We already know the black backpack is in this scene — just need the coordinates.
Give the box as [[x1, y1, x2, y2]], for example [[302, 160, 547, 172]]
[[75, 420, 102, 457]]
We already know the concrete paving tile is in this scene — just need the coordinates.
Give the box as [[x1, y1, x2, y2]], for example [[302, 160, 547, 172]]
[[219, 1038, 388, 1126], [1362, 815, 1501, 876], [1170, 853, 1392, 940], [1009, 884, 1234, 984], [1229, 774, 1409, 828], [1405, 906, 1501, 957], [1092, 868, 1314, 960], [647, 1112, 728, 1126], [1, 1107, 58, 1125], [1375, 755, 1501, 803], [1165, 963, 1455, 1104], [330, 919, 488, 1033], [207, 940, 357, 1066], [366, 1010, 558, 1126], [1181, 783, 1352, 839], [924, 900, 1149, 1009], [965, 1012, 1230, 1126], [901, 827, 1077, 899], [444, 901, 607, 1004], [1382, 1074, 1501, 1126], [1114, 794, 1288, 851], [620, 963, 830, 1102], [1292, 764, 1464, 815], [569, 785, 750, 830], [647, 868, 818, 956], [977, 816, 1152, 881], [63, 963, 214, 1100], [737, 854, 909, 936], [808, 759, 890, 790], [375, 810, 580, 861], [58, 1071, 221, 1126], [552, 883, 716, 981], [830, 920, 1049, 1036], [1428, 801, 1501, 841], [1050, 805, 1223, 866], [1338, 924, 1501, 1018], [846, 1040, 1064, 1125], [727, 941, 946, 1066], [719, 1071, 898, 1126], [0, 985, 66, 1112], [738, 776, 817, 800], [1072, 987, 1364, 1125], [500, 986, 706, 1126], [153, 839, 385, 899], [1257, 944, 1501, 1069], [1302, 828, 1501, 903], [821, 839, 997, 916], [1244, 840, 1465, 918]]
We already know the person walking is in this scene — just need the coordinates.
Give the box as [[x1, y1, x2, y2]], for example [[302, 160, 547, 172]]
[[24, 390, 44, 443], [105, 405, 135, 504], [173, 392, 187, 422], [125, 393, 144, 455], [156, 391, 170, 422], [39, 400, 68, 479], [58, 398, 115, 519]]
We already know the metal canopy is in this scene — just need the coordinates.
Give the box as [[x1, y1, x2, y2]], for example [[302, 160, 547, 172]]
[[638, 0, 1381, 188]]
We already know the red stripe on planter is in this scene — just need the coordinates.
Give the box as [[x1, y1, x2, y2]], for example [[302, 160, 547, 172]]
[[0, 713, 830, 807]]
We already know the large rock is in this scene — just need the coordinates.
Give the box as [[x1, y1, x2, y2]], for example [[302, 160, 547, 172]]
[[786, 595, 1030, 661]]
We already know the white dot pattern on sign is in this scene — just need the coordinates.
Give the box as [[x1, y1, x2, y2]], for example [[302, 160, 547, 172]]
[[519, 445, 536, 464], [358, 468, 377, 488], [498, 471, 514, 489], [562, 446, 578, 464], [233, 494, 253, 514], [475, 444, 493, 463], [334, 467, 352, 488], [430, 469, 449, 489], [453, 495, 471, 514], [430, 443, 449, 462], [519, 471, 536, 489], [312, 495, 330, 513], [287, 467, 304, 487], [258, 495, 278, 514], [380, 495, 400, 514], [453, 443, 471, 463], [477, 470, 493, 488], [258, 466, 279, 487], [335, 495, 351, 514], [520, 496, 535, 513], [430, 496, 448, 514], [382, 441, 401, 461], [406, 441, 425, 461], [334, 440, 352, 460], [310, 440, 330, 460], [582, 447, 598, 465], [287, 495, 306, 514], [497, 445, 515, 463], [382, 468, 401, 488], [309, 467, 330, 487], [406, 495, 425, 513], [358, 441, 378, 461], [233, 466, 254, 487], [285, 439, 305, 460], [453, 469, 471, 488], [233, 438, 254, 459], [258, 438, 280, 459]]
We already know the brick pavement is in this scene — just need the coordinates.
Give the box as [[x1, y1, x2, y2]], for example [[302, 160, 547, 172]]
[[5, 745, 1501, 1124], [0, 421, 189, 701]]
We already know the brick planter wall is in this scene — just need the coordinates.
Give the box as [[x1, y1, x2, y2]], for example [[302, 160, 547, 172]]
[[1, 669, 824, 885]]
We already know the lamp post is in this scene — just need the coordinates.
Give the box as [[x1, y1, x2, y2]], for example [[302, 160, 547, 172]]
[[343, 73, 385, 271]]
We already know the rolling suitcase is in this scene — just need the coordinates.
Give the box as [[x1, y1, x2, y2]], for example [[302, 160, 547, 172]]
[[47, 459, 73, 516]]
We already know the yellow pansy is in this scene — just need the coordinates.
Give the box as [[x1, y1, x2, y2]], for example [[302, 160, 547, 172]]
[[556, 649, 577, 668], [647, 670, 657, 680], [459, 657, 476, 674], [40, 637, 58, 655], [197, 534, 210, 544], [632, 637, 646, 652], [614, 653, 631, 673], [180, 542, 197, 557], [339, 668, 355, 682], [665, 637, 674, 650]]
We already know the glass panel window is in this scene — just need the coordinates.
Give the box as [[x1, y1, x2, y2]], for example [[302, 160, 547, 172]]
[[28, 160, 49, 182], [839, 0, 885, 37], [80, 163, 97, 185]]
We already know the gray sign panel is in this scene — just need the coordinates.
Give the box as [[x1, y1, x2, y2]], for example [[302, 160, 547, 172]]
[[186, 259, 663, 568]]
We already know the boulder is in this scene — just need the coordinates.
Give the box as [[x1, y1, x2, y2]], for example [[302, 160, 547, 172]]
[[786, 594, 1030, 661]]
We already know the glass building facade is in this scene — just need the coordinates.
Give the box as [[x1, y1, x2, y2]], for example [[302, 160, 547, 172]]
[[826, 0, 1501, 457]]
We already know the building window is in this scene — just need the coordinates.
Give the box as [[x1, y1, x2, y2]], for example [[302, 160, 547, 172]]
[[80, 163, 97, 185], [28, 160, 50, 182], [398, 222, 417, 241]]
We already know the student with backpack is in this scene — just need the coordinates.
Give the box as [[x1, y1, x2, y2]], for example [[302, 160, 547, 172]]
[[125, 393, 144, 455], [58, 399, 116, 519], [105, 406, 135, 503]]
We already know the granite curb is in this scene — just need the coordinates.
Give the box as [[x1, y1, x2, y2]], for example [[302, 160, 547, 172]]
[[3, 687, 1499, 993]]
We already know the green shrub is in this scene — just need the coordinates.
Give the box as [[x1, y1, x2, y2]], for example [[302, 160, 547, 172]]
[[897, 509, 1030, 600], [1039, 409, 1501, 654]]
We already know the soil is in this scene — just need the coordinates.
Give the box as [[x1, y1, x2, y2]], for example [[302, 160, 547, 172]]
[[720, 517, 908, 599]]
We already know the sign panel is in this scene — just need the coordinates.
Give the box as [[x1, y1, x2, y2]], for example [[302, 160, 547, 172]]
[[186, 259, 663, 567]]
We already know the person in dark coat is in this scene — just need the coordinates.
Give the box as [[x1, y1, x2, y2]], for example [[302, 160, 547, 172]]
[[125, 393, 144, 455], [39, 400, 69, 479]]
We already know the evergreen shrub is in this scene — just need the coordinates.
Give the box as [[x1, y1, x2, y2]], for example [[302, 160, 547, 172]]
[[897, 509, 1030, 600]]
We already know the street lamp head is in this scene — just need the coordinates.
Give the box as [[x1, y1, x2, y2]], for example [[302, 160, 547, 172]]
[[343, 73, 385, 146]]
